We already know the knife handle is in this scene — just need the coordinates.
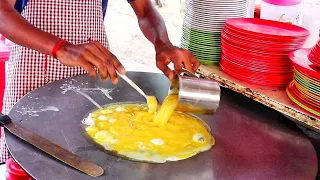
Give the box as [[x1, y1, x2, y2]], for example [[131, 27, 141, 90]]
[[0, 113, 12, 127]]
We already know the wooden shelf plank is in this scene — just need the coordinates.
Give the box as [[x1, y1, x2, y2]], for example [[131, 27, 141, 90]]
[[198, 65, 320, 133]]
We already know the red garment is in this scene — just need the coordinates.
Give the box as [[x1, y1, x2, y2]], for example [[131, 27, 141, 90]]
[[0, 0, 109, 163], [5, 158, 32, 180]]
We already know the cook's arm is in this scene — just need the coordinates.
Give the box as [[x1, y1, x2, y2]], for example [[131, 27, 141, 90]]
[[129, 0, 171, 52], [0, 0, 60, 55], [129, 0, 200, 79], [0, 0, 125, 83]]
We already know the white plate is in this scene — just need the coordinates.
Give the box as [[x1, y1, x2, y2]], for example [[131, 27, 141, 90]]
[[185, 14, 247, 19], [182, 30, 222, 37], [185, 0, 248, 4], [185, 12, 248, 18], [181, 37, 222, 45], [186, 8, 248, 13], [185, 0, 247, 2], [183, 20, 227, 27], [182, 33, 221, 39], [185, 4, 248, 10], [185, 1, 248, 6], [180, 45, 222, 53], [185, 7, 248, 13], [182, 23, 225, 32], [185, 12, 248, 17], [182, 33, 222, 40], [181, 40, 222, 48], [182, 27, 223, 34], [185, 6, 248, 14], [184, 16, 247, 24], [185, 6, 248, 13]]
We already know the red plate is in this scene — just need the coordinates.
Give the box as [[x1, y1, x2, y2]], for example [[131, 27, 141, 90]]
[[312, 47, 320, 54], [289, 81, 320, 109], [221, 33, 304, 50], [289, 48, 320, 79], [221, 44, 291, 62], [221, 62, 291, 86], [225, 18, 310, 38], [222, 28, 307, 46], [220, 68, 288, 86], [292, 82, 320, 106], [221, 57, 293, 81], [286, 81, 320, 117], [224, 25, 308, 44], [221, 48, 292, 66], [221, 48, 292, 64], [294, 68, 320, 84], [312, 42, 320, 50], [221, 41, 291, 56], [221, 35, 300, 53], [220, 37, 295, 55], [222, 57, 293, 71], [310, 51, 320, 60], [224, 23, 309, 40], [221, 54, 293, 73], [310, 48, 320, 59], [221, 59, 293, 78], [308, 54, 320, 67], [290, 81, 320, 106]]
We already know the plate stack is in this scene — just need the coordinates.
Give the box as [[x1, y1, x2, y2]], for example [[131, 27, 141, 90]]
[[180, 0, 249, 65], [220, 18, 309, 87], [287, 48, 320, 117], [308, 40, 320, 66]]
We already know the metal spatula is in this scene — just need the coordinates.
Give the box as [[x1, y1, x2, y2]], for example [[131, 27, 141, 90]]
[[117, 73, 148, 99], [0, 113, 104, 177]]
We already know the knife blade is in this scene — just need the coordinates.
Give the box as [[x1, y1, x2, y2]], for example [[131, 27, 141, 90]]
[[0, 113, 104, 177]]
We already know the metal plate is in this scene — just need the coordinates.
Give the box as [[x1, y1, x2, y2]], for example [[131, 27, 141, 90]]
[[5, 72, 318, 180]]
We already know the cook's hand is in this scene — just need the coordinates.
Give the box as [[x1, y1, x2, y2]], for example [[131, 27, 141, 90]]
[[155, 44, 200, 80], [56, 41, 126, 84]]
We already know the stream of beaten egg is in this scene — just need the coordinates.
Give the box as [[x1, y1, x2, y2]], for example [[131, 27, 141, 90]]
[[85, 95, 214, 163]]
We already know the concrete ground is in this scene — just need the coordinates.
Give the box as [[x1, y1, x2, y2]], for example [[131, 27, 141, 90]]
[[0, 1, 183, 179], [105, 0, 184, 73]]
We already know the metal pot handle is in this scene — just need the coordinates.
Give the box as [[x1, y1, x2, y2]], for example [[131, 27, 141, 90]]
[[181, 67, 200, 78]]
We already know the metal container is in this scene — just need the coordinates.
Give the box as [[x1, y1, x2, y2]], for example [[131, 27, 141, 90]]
[[168, 72, 221, 114]]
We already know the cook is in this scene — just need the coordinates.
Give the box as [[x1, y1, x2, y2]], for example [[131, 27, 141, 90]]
[[0, 0, 200, 163]]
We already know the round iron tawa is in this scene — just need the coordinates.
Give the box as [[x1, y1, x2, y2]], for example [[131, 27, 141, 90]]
[[5, 72, 318, 180]]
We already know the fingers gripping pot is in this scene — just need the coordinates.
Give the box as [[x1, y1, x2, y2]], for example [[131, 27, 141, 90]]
[[168, 73, 221, 115]]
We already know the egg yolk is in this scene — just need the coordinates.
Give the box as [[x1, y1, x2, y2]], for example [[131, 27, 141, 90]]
[[84, 95, 215, 163], [153, 95, 179, 127], [147, 96, 158, 114]]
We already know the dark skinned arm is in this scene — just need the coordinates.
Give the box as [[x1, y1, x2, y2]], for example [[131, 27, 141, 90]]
[[0, 0, 125, 83], [0, 0, 60, 55], [130, 0, 200, 79]]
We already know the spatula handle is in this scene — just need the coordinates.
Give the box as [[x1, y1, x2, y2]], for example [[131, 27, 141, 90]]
[[117, 73, 147, 99], [0, 113, 12, 127]]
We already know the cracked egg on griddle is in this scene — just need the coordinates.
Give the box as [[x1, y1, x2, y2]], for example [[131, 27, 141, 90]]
[[81, 95, 215, 163]]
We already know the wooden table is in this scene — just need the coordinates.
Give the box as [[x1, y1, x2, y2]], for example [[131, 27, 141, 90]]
[[198, 65, 320, 133]]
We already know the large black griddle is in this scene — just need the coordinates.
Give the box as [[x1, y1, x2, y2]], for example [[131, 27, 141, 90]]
[[5, 72, 318, 180]]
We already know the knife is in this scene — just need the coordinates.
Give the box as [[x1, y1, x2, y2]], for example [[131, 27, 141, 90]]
[[0, 113, 104, 177]]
